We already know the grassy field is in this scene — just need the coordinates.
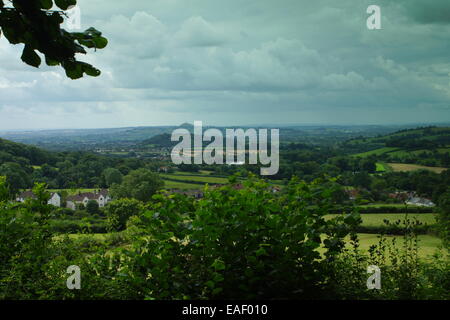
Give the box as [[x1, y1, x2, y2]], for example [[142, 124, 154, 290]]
[[387, 163, 448, 174], [327, 213, 437, 227], [161, 173, 229, 184], [344, 233, 444, 258], [57, 232, 444, 260], [353, 147, 399, 157], [161, 171, 284, 190], [358, 203, 421, 208], [162, 179, 204, 190], [170, 170, 215, 176], [375, 162, 392, 172]]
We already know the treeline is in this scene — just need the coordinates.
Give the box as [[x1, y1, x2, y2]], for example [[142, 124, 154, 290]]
[[0, 138, 167, 194]]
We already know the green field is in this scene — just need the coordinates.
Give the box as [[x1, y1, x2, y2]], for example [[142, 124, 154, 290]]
[[170, 170, 214, 176], [387, 163, 448, 174], [161, 173, 229, 184], [162, 179, 203, 190], [344, 233, 444, 258], [358, 203, 420, 208], [161, 171, 284, 190], [327, 213, 437, 227], [375, 162, 392, 172], [353, 147, 399, 157]]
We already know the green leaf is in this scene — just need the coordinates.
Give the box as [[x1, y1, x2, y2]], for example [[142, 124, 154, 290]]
[[63, 61, 83, 79], [255, 247, 266, 257], [211, 259, 225, 271], [45, 56, 60, 66], [93, 36, 108, 49], [55, 0, 77, 10], [39, 0, 53, 10], [21, 45, 41, 68], [212, 288, 223, 295]]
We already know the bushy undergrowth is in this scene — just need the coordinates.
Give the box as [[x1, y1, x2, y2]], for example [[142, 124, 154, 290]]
[[0, 177, 448, 300]]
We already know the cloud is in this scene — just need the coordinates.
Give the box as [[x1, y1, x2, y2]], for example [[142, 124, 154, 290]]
[[394, 0, 450, 24], [174, 16, 228, 47], [0, 0, 449, 129]]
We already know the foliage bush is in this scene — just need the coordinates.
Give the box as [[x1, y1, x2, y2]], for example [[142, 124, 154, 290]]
[[48, 218, 108, 234], [0, 176, 448, 300], [113, 177, 362, 299], [105, 198, 143, 231], [329, 220, 449, 300]]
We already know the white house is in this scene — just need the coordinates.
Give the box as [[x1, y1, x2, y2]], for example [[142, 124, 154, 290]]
[[16, 191, 61, 207], [406, 197, 435, 207], [66, 189, 111, 210]]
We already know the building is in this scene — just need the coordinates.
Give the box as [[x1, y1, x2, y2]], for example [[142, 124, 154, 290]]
[[66, 189, 111, 210], [169, 189, 204, 199], [158, 166, 170, 173], [16, 191, 61, 207], [344, 188, 360, 201], [405, 197, 435, 207]]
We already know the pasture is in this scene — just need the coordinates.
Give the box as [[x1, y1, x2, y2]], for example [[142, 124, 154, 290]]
[[327, 213, 437, 227], [387, 163, 448, 174]]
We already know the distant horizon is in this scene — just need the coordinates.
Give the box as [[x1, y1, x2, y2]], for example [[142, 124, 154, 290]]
[[1, 121, 449, 133]]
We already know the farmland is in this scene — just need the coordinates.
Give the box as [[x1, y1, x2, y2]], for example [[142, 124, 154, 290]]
[[159, 171, 283, 190], [342, 234, 445, 259], [387, 163, 448, 174], [327, 213, 437, 228]]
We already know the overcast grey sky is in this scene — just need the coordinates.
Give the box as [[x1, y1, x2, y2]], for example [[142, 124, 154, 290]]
[[0, 0, 449, 129]]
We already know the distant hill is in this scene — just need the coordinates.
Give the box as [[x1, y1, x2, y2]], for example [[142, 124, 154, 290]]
[[345, 126, 450, 167], [140, 133, 176, 148], [0, 123, 439, 151], [0, 138, 56, 166]]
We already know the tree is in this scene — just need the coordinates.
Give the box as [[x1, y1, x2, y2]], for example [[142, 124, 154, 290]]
[[352, 171, 371, 189], [102, 168, 123, 187], [360, 158, 376, 173], [110, 168, 164, 202], [436, 188, 450, 248], [106, 198, 142, 231], [0, 162, 30, 195], [85, 199, 100, 215], [0, 0, 107, 79], [0, 176, 9, 201]]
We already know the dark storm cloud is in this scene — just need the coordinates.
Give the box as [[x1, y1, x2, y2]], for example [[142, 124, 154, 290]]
[[395, 0, 450, 24], [0, 0, 449, 129]]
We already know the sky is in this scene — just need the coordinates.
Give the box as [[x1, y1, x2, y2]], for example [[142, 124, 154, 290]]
[[0, 0, 450, 129]]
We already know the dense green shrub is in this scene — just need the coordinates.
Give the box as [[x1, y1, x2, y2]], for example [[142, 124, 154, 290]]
[[49, 218, 108, 234], [113, 177, 361, 299], [329, 227, 449, 300], [105, 198, 143, 231], [0, 176, 448, 300]]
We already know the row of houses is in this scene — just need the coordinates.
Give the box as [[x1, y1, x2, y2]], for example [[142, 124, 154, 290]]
[[16, 189, 111, 209], [343, 188, 435, 207]]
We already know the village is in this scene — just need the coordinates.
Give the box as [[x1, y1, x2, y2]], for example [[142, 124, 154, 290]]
[[15, 185, 435, 209], [16, 189, 112, 210]]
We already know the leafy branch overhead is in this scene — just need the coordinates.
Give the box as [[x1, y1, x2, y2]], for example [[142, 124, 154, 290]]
[[0, 0, 108, 79]]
